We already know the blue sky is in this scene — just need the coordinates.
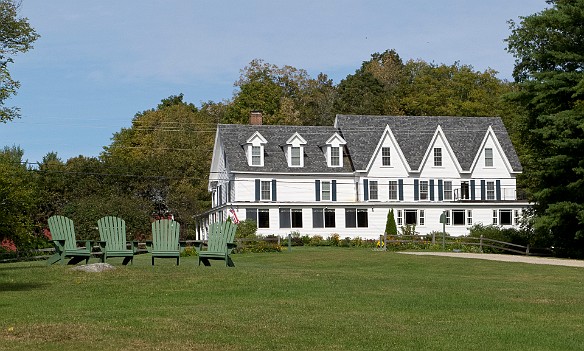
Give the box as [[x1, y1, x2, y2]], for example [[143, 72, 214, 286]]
[[1, 0, 546, 164]]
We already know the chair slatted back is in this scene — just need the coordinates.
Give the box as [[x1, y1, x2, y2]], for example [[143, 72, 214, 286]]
[[207, 221, 237, 252], [97, 216, 127, 250], [152, 219, 180, 251], [48, 215, 77, 251]]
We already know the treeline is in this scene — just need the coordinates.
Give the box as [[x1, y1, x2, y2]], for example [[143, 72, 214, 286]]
[[1, 49, 521, 249]]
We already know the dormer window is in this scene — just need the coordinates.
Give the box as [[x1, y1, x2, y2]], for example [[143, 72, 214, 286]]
[[251, 146, 262, 166], [325, 133, 346, 168], [246, 131, 267, 167], [286, 132, 307, 168]]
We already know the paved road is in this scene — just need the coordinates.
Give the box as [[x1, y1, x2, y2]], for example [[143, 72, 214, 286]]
[[399, 251, 584, 268]]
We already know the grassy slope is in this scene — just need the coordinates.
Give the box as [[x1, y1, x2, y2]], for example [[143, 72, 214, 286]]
[[1, 247, 583, 351]]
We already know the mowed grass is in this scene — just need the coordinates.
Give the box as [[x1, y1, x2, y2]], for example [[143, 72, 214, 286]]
[[1, 247, 584, 351]]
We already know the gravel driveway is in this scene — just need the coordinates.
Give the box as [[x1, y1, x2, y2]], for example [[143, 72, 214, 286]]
[[399, 251, 584, 268]]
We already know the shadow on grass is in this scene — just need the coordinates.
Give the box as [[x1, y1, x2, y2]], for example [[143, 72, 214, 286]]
[[0, 281, 50, 292]]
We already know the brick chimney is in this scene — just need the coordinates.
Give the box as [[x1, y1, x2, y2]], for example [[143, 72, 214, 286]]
[[250, 111, 263, 125]]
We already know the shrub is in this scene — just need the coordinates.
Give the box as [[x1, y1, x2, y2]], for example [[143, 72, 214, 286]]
[[328, 233, 341, 246], [235, 220, 257, 239], [308, 235, 325, 246]]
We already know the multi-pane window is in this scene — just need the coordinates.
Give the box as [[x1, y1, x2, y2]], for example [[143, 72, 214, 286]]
[[467, 210, 473, 225], [493, 210, 498, 225], [345, 208, 369, 228], [330, 147, 340, 166], [420, 181, 429, 200], [313, 208, 335, 228], [443, 181, 453, 201], [486, 181, 495, 200], [251, 146, 262, 166], [290, 147, 301, 166], [369, 181, 378, 200], [514, 210, 520, 225], [321, 181, 331, 201], [260, 181, 271, 201], [397, 210, 403, 226], [434, 148, 442, 167], [246, 208, 270, 228], [419, 210, 425, 226], [382, 147, 391, 166], [388, 181, 398, 200], [485, 148, 493, 167], [279, 208, 303, 228]]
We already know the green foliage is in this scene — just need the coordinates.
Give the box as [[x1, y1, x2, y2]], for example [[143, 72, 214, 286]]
[[506, 0, 584, 257], [235, 220, 257, 239], [0, 146, 38, 249], [0, 0, 40, 122], [400, 224, 418, 236], [385, 209, 397, 235]]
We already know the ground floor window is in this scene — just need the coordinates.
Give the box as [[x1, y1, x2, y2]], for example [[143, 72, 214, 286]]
[[405, 210, 417, 225], [279, 208, 303, 228], [246, 208, 270, 228], [345, 208, 368, 228], [452, 209, 465, 225], [313, 208, 335, 228], [499, 209, 513, 225]]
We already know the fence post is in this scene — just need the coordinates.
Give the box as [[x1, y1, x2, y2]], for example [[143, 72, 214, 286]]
[[480, 235, 483, 253], [287, 234, 292, 252], [526, 243, 530, 256]]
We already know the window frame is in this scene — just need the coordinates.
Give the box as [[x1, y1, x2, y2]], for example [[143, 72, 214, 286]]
[[260, 180, 271, 201], [485, 148, 493, 167], [419, 180, 429, 200], [321, 181, 331, 201], [290, 146, 302, 167], [369, 180, 379, 200], [388, 180, 398, 200], [381, 147, 391, 166], [251, 145, 262, 166], [486, 181, 495, 200], [443, 181, 453, 201], [434, 147, 442, 167], [330, 146, 340, 167]]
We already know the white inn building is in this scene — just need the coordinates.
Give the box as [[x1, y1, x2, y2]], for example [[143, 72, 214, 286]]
[[204, 113, 528, 239]]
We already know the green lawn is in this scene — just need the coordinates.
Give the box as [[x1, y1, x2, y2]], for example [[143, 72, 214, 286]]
[[1, 247, 583, 351]]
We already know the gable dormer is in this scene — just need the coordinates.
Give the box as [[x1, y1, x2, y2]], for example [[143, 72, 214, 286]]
[[470, 125, 515, 176], [246, 131, 267, 167], [325, 133, 346, 168], [286, 132, 307, 167], [418, 125, 462, 177]]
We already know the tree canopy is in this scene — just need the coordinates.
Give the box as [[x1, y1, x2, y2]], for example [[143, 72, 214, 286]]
[[506, 0, 584, 256], [0, 0, 39, 122]]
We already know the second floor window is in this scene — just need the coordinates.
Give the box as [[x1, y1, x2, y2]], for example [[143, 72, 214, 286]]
[[369, 181, 378, 200], [388, 181, 398, 200], [419, 181, 429, 200], [321, 181, 331, 201], [382, 147, 391, 166], [261, 181, 271, 200], [486, 181, 495, 200], [434, 148, 442, 167], [443, 181, 453, 201]]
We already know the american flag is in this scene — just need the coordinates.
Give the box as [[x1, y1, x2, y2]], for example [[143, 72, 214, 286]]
[[229, 208, 240, 224]]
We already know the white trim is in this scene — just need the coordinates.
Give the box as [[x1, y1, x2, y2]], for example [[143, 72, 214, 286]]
[[418, 125, 463, 173], [469, 126, 516, 174]]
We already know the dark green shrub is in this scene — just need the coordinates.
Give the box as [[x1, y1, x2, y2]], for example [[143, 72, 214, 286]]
[[235, 220, 257, 239]]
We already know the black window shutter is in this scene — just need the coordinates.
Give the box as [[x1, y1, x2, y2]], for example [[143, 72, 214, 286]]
[[272, 179, 277, 201], [315, 180, 320, 201], [414, 179, 419, 201], [429, 179, 435, 201], [481, 180, 486, 201], [363, 179, 369, 201], [496, 180, 501, 200], [332, 180, 337, 201], [438, 180, 443, 201], [255, 179, 260, 201], [470, 180, 476, 200]]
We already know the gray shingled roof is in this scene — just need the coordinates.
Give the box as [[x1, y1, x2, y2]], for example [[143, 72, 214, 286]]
[[334, 115, 522, 172], [218, 115, 522, 174], [218, 124, 354, 173]]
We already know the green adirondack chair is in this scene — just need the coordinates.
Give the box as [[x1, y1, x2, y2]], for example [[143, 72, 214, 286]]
[[197, 221, 238, 267], [47, 215, 92, 265], [97, 216, 137, 265], [151, 219, 181, 265]]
